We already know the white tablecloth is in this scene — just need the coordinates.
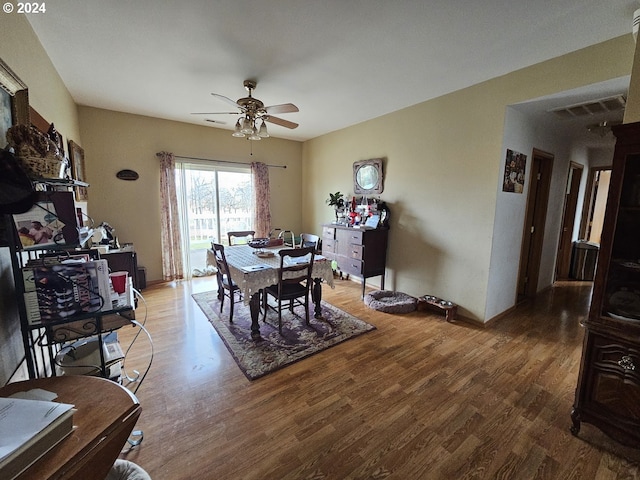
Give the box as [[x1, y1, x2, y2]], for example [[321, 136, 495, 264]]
[[223, 245, 334, 304]]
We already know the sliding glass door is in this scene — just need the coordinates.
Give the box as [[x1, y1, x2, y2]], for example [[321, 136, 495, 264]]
[[175, 161, 253, 278]]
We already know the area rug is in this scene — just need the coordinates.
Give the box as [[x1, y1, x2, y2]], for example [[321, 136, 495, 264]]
[[192, 291, 376, 380]]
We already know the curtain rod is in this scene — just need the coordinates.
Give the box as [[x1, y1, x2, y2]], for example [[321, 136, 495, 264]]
[[170, 154, 286, 169]]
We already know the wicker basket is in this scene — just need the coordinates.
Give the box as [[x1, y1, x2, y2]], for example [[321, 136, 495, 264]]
[[19, 155, 66, 179]]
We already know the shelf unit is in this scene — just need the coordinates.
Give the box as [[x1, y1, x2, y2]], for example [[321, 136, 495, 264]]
[[3, 178, 136, 380]]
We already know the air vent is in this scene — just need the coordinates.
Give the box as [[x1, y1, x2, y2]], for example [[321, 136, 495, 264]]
[[549, 95, 626, 119]]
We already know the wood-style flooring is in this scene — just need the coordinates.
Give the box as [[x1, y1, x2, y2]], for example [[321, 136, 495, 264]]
[[116, 278, 640, 479]]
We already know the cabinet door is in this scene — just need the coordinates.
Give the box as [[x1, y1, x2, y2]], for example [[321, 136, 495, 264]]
[[588, 334, 640, 422]]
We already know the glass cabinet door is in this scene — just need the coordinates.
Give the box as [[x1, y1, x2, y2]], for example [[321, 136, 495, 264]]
[[603, 153, 640, 322]]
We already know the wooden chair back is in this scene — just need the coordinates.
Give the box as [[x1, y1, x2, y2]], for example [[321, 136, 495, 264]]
[[227, 230, 255, 245], [277, 247, 315, 291]]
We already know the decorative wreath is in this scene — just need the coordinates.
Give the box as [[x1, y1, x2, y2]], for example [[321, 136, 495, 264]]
[[364, 290, 418, 314]]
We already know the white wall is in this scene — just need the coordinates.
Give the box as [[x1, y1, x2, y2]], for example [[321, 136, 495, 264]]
[[485, 107, 573, 319]]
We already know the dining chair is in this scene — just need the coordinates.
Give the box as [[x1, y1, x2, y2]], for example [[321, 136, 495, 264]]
[[298, 233, 320, 252], [212, 243, 242, 323], [262, 246, 315, 334], [227, 230, 255, 245]]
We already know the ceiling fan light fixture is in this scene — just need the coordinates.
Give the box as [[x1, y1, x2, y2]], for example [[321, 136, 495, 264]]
[[248, 129, 262, 141], [240, 116, 254, 135], [258, 120, 269, 138], [232, 118, 245, 137]]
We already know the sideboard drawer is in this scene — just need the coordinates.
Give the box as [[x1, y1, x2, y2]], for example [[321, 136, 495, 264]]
[[322, 226, 336, 240], [322, 238, 337, 255], [341, 259, 363, 276], [348, 245, 364, 260], [346, 230, 364, 244]]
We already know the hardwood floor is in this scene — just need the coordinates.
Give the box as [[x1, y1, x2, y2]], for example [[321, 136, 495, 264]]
[[116, 278, 640, 479]]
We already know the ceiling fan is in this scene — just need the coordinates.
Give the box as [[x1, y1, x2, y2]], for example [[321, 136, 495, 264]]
[[192, 80, 299, 140]]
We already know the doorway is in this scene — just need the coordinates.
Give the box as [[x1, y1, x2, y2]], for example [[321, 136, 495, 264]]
[[555, 162, 583, 280], [517, 149, 554, 302], [580, 167, 611, 244], [175, 161, 253, 278]]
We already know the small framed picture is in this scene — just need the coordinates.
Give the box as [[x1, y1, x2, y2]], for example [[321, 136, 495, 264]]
[[365, 214, 380, 228], [68, 140, 88, 201]]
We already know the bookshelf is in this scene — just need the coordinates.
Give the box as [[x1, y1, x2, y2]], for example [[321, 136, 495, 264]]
[[2, 178, 138, 380]]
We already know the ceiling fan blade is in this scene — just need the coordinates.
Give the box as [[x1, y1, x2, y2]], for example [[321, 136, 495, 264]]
[[265, 103, 299, 114], [191, 111, 239, 115], [264, 115, 298, 129], [205, 119, 227, 125], [211, 93, 242, 109]]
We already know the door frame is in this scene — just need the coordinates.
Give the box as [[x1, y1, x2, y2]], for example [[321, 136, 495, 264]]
[[555, 161, 583, 280], [517, 149, 554, 301], [579, 166, 612, 242]]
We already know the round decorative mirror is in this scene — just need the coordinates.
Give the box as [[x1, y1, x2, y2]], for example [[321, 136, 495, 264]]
[[353, 158, 384, 195]]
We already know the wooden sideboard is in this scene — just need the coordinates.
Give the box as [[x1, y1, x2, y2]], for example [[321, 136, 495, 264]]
[[322, 224, 388, 297]]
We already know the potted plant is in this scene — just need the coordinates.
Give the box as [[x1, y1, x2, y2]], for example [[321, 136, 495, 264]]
[[326, 191, 345, 222]]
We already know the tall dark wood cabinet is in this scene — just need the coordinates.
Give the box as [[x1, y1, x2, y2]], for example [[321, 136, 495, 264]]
[[571, 121, 640, 448], [322, 224, 388, 297]]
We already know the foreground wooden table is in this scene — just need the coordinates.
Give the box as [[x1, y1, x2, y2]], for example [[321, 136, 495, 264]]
[[0, 376, 141, 480]]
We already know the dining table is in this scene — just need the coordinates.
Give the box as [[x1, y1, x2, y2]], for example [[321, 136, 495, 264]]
[[221, 244, 335, 338]]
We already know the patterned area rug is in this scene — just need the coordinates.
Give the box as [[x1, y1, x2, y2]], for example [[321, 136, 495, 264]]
[[192, 291, 376, 380]]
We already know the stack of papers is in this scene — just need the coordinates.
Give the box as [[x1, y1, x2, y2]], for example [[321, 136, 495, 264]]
[[241, 265, 272, 273], [0, 396, 76, 479]]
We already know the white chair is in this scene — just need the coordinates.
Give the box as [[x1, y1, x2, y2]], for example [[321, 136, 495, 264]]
[[299, 233, 320, 252], [227, 230, 255, 245]]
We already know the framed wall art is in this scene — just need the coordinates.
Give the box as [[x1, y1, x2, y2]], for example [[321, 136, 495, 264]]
[[0, 57, 30, 149], [502, 149, 527, 193], [68, 140, 88, 201]]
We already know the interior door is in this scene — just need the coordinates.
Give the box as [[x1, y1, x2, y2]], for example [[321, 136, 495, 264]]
[[555, 162, 583, 279], [517, 150, 554, 301]]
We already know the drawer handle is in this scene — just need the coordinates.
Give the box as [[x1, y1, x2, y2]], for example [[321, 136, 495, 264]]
[[618, 355, 636, 371]]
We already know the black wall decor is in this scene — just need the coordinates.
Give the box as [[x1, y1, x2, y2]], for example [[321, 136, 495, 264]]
[[116, 169, 139, 181]]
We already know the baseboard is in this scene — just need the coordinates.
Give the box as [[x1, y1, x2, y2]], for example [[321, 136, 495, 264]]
[[484, 305, 518, 326]]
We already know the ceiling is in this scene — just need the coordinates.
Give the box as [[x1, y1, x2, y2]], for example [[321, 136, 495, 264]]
[[25, 0, 639, 143]]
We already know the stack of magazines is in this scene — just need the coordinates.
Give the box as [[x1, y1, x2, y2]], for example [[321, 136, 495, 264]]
[[22, 257, 114, 325]]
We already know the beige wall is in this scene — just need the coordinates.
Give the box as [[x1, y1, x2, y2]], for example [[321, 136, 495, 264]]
[[625, 37, 640, 123], [302, 35, 635, 321], [78, 107, 303, 282], [0, 14, 80, 144]]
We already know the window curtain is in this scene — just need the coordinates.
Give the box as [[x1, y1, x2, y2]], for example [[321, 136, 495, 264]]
[[251, 161, 271, 237], [157, 151, 184, 281]]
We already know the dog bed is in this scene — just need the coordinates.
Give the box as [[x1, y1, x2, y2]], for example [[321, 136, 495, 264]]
[[364, 290, 418, 313]]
